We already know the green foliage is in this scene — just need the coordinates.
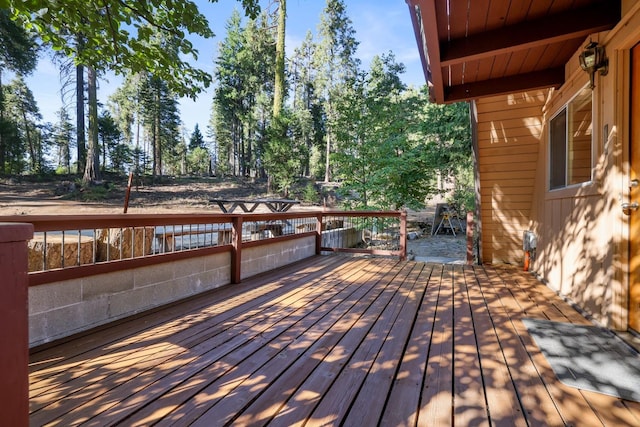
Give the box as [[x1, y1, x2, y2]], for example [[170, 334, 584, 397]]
[[419, 100, 472, 177], [52, 107, 74, 175], [97, 110, 123, 171], [211, 10, 275, 177], [138, 67, 181, 178], [2, 76, 44, 174], [188, 124, 205, 150], [5, 0, 259, 98], [302, 181, 319, 204], [331, 55, 473, 211], [62, 180, 118, 201], [263, 113, 302, 196], [0, 0, 476, 209], [289, 31, 325, 178], [314, 0, 360, 181], [187, 147, 211, 176], [333, 54, 424, 210], [110, 143, 133, 172], [309, 146, 324, 180], [0, 9, 39, 75]]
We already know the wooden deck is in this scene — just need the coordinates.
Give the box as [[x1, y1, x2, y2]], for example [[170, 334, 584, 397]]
[[29, 256, 640, 426]]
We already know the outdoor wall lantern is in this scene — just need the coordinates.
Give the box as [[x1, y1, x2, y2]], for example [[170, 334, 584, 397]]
[[579, 40, 608, 89]]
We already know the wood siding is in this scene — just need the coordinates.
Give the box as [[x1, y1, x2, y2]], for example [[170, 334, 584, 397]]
[[474, 2, 640, 329], [475, 92, 547, 264]]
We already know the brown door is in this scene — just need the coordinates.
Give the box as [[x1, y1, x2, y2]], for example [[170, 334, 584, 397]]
[[630, 43, 640, 332]]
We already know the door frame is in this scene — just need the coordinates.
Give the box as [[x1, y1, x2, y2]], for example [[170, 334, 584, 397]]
[[629, 42, 640, 333]]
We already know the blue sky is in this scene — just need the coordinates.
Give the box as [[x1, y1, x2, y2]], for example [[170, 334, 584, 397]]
[[23, 0, 425, 136]]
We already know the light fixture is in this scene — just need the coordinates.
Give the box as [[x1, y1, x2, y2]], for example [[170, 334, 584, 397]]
[[579, 40, 608, 89]]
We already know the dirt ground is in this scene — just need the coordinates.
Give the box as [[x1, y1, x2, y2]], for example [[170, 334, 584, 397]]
[[0, 177, 278, 215], [0, 176, 466, 261], [0, 176, 438, 220]]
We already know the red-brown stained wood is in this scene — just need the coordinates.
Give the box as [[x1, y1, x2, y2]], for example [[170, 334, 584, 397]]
[[467, 266, 565, 426], [452, 264, 490, 426], [28, 258, 640, 426], [231, 260, 407, 427], [417, 264, 454, 426], [0, 223, 33, 427], [381, 264, 440, 426]]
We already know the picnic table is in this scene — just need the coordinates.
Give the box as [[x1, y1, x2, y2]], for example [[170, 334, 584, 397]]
[[211, 198, 300, 213]]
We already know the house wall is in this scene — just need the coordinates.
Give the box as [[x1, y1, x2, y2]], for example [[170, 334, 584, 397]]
[[476, 2, 640, 329], [475, 91, 547, 264]]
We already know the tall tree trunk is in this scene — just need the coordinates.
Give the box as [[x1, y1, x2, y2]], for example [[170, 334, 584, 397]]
[[101, 136, 106, 171], [324, 133, 331, 182], [273, 0, 286, 118], [76, 64, 86, 174], [83, 66, 100, 183], [151, 120, 157, 178], [135, 112, 141, 174], [20, 106, 35, 172], [154, 91, 161, 178]]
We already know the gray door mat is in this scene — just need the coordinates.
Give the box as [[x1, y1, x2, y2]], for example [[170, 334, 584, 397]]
[[523, 318, 640, 402]]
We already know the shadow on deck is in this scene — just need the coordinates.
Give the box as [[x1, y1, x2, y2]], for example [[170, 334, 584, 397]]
[[29, 256, 640, 426]]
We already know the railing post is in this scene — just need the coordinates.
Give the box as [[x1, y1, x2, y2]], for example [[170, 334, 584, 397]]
[[315, 213, 323, 255], [231, 216, 243, 284], [466, 211, 475, 265], [399, 211, 407, 261], [0, 223, 33, 427]]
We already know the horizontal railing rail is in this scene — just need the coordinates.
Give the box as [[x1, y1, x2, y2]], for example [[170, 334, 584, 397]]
[[0, 210, 406, 287]]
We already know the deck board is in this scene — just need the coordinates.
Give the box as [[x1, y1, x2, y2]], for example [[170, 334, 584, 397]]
[[29, 257, 640, 426]]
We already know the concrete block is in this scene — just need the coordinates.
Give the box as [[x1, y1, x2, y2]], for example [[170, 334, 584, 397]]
[[134, 261, 174, 288], [172, 275, 199, 300], [108, 285, 156, 318], [196, 270, 228, 293], [204, 252, 230, 272], [29, 297, 109, 346], [211, 265, 231, 285], [82, 269, 134, 300], [152, 280, 179, 306], [81, 297, 111, 330], [29, 280, 82, 315], [174, 257, 205, 279]]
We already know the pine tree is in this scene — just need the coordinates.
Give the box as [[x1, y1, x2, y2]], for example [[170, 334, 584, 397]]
[[213, 10, 247, 176], [109, 73, 147, 174], [314, 0, 360, 182], [139, 73, 181, 179], [289, 31, 323, 178], [3, 77, 43, 174], [0, 9, 38, 174], [273, 0, 286, 118], [52, 107, 75, 175], [83, 66, 100, 182], [97, 111, 122, 171], [212, 10, 275, 177], [189, 124, 205, 150]]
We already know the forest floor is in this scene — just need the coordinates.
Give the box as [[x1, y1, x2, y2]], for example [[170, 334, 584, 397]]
[[0, 175, 467, 261], [0, 175, 281, 215]]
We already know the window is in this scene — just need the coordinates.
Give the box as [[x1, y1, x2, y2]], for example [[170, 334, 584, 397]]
[[549, 86, 593, 190]]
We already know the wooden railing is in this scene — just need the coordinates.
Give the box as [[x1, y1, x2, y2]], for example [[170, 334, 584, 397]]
[[1, 210, 406, 287]]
